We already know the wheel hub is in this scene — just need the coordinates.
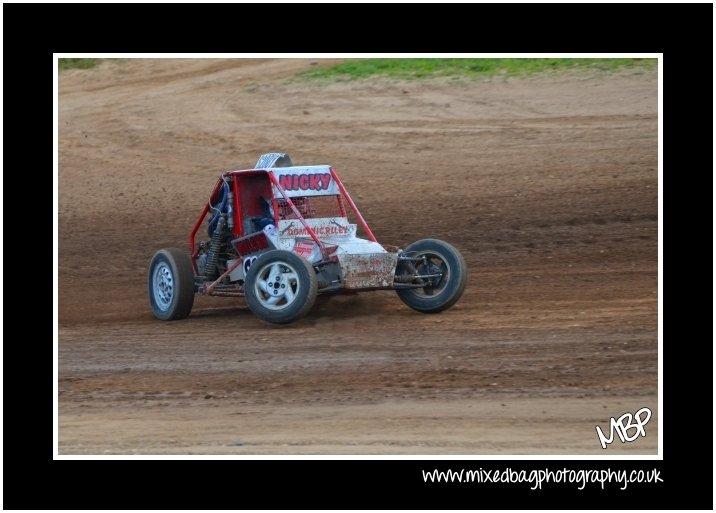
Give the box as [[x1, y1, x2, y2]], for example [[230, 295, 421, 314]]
[[264, 273, 288, 298], [153, 263, 174, 309]]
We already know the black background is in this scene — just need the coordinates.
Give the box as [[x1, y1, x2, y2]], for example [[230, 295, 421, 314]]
[[3, 2, 711, 510]]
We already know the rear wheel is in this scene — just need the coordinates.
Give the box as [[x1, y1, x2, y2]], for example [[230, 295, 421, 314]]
[[148, 248, 195, 320], [396, 239, 467, 313], [244, 250, 318, 324]]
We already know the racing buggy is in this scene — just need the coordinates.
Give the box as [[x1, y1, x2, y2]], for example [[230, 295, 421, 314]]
[[148, 153, 467, 324]]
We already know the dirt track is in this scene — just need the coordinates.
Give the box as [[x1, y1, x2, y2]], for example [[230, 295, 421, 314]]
[[58, 59, 658, 454]]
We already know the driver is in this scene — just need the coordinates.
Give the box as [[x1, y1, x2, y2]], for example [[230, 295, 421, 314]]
[[253, 196, 314, 232], [253, 196, 276, 231]]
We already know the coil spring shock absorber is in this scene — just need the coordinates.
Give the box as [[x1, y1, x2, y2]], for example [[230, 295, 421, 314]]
[[203, 215, 225, 278]]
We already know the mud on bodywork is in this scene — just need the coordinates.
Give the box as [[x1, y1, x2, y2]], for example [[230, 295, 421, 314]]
[[276, 218, 399, 289], [338, 251, 400, 289]]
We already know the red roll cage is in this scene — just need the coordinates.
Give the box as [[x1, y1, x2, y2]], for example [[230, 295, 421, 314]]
[[189, 167, 377, 274]]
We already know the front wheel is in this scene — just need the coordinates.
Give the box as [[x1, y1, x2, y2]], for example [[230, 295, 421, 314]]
[[148, 248, 195, 320], [396, 239, 467, 313], [244, 250, 318, 324]]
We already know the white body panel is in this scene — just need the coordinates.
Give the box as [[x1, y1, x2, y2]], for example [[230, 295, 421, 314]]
[[277, 218, 398, 289]]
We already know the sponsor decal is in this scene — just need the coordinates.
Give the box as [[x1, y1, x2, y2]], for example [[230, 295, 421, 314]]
[[278, 173, 332, 192], [278, 218, 356, 238], [282, 225, 353, 237], [293, 240, 317, 259], [271, 166, 339, 197]]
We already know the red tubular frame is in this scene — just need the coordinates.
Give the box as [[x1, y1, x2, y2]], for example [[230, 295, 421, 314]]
[[330, 167, 377, 242], [231, 175, 242, 237], [189, 167, 379, 276]]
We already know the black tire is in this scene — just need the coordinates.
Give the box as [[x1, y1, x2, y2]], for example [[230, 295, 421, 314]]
[[244, 250, 318, 324], [396, 239, 467, 313], [148, 248, 195, 320]]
